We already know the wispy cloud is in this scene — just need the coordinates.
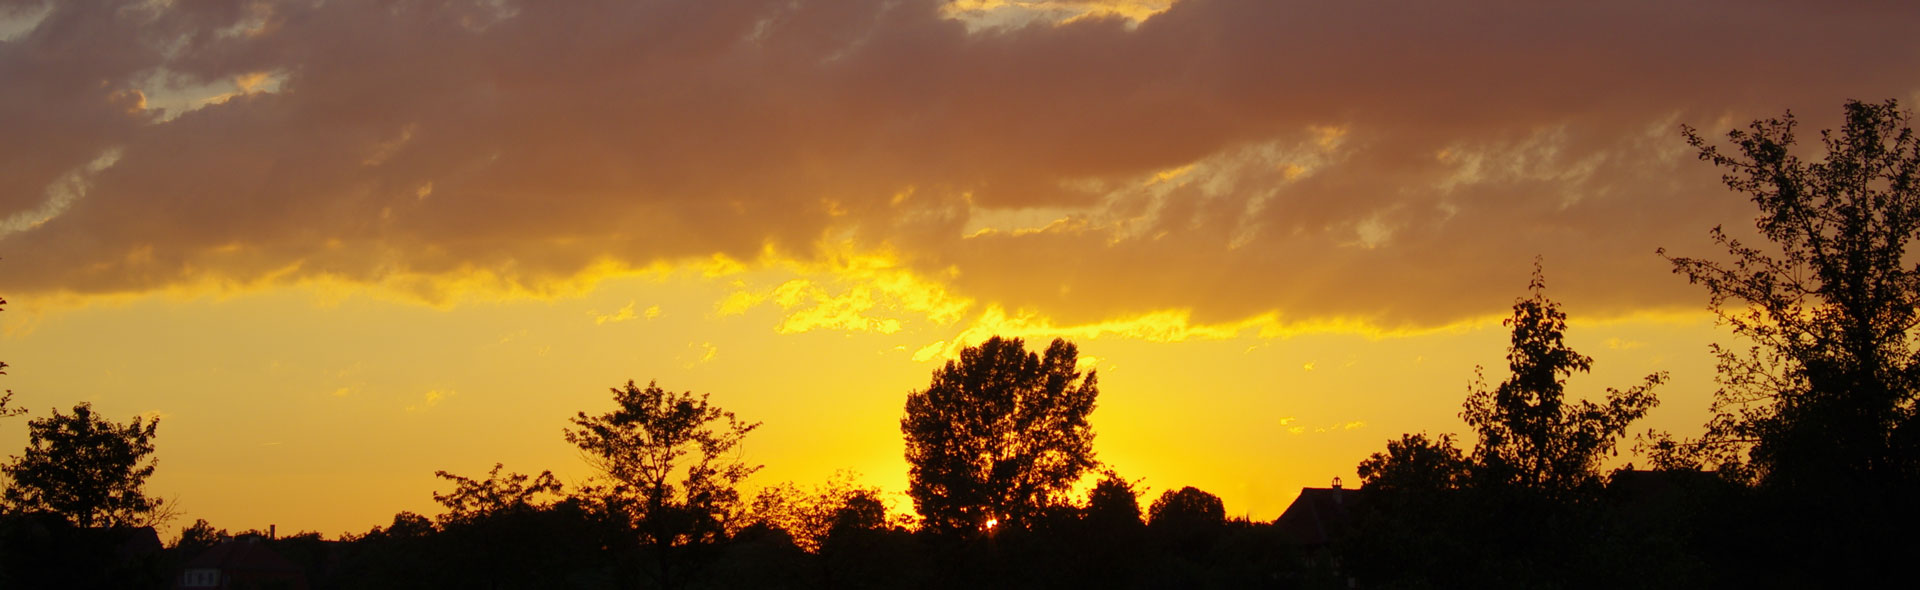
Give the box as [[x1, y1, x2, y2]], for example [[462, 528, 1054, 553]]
[[406, 389, 455, 413], [593, 301, 639, 325]]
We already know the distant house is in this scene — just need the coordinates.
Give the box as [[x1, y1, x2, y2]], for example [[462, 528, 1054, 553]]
[[175, 537, 308, 590], [1273, 478, 1362, 546]]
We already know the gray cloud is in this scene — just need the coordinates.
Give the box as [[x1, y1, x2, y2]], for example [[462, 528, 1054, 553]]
[[2, 0, 1916, 326]]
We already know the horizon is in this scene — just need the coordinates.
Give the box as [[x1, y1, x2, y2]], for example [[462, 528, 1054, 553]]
[[3, 0, 1918, 542]]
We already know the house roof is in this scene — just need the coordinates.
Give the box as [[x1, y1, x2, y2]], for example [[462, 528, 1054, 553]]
[[183, 539, 303, 574], [1273, 486, 1362, 546]]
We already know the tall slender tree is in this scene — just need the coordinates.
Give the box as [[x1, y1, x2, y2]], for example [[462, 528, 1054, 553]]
[[1461, 265, 1663, 494]]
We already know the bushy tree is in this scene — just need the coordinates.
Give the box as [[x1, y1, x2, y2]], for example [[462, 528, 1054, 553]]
[[1083, 470, 1144, 530], [1656, 99, 1920, 489], [747, 472, 903, 553], [1147, 487, 1224, 529], [171, 518, 230, 556], [564, 380, 760, 588], [1356, 432, 1470, 493], [1462, 266, 1663, 494], [901, 336, 1099, 535], [2, 402, 163, 527]]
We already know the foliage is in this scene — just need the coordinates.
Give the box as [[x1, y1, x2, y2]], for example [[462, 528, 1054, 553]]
[[1356, 432, 1470, 493], [564, 379, 760, 588], [565, 380, 761, 544], [431, 463, 563, 525], [1348, 268, 1664, 587], [0, 295, 24, 505], [0, 392, 20, 423], [746, 471, 906, 553], [2, 402, 164, 527], [1655, 99, 1920, 489], [171, 518, 230, 557], [1461, 265, 1663, 494], [1083, 470, 1144, 530], [901, 336, 1099, 535], [1147, 486, 1225, 529]]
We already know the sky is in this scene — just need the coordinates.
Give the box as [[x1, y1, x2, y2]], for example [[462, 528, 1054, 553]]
[[1, 0, 1917, 539]]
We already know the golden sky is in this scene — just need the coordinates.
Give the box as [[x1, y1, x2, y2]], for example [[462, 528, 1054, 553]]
[[1, 0, 1917, 538]]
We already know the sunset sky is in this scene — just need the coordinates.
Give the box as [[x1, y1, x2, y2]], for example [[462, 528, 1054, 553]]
[[3, 0, 1918, 539]]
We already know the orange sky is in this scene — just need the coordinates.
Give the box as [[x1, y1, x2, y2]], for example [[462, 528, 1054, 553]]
[[2, 0, 1917, 539]]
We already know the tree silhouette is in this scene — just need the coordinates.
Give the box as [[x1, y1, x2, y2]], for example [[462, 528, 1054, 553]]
[[431, 463, 563, 525], [901, 336, 1099, 535], [1656, 99, 1920, 489], [1356, 432, 1470, 493], [1349, 268, 1664, 587], [1147, 486, 1224, 529], [1083, 470, 1144, 530], [171, 518, 230, 556], [1461, 265, 1662, 494], [2, 402, 162, 527], [0, 294, 22, 503], [564, 380, 760, 588], [747, 471, 903, 553], [0, 294, 24, 426]]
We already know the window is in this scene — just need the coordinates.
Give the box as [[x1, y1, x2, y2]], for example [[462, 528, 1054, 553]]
[[182, 568, 220, 588]]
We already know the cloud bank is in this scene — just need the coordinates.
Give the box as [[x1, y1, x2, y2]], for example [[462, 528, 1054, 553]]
[[3, 0, 1917, 328]]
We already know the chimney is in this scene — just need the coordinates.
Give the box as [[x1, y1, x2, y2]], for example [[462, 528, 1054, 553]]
[[269, 524, 276, 540]]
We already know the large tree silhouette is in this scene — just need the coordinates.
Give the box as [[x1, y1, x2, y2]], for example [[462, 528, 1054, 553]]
[[901, 336, 1098, 535], [2, 402, 162, 527], [565, 380, 760, 588], [1656, 99, 1920, 489]]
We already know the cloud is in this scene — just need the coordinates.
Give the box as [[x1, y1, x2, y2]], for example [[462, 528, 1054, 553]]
[[682, 341, 719, 368], [406, 389, 455, 412], [1284, 419, 1365, 435], [2, 0, 1917, 331], [717, 245, 972, 334], [1606, 337, 1646, 350], [593, 300, 638, 324]]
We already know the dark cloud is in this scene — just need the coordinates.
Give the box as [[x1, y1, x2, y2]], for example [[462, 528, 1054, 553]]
[[1, 0, 1916, 326]]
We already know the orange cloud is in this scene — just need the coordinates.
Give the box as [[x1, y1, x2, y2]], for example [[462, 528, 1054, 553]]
[[3, 0, 1916, 330]]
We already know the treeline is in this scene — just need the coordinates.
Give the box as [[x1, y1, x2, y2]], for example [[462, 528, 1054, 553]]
[[1344, 99, 1920, 587], [3, 100, 1920, 588]]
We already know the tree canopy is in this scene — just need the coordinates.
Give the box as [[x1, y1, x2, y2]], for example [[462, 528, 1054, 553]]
[[1462, 266, 1663, 493], [1147, 486, 1224, 529], [901, 336, 1099, 535], [747, 472, 904, 554], [431, 463, 563, 525], [1657, 99, 1920, 489], [564, 379, 760, 587], [1356, 432, 1470, 493], [1083, 471, 1144, 530], [2, 402, 163, 527]]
